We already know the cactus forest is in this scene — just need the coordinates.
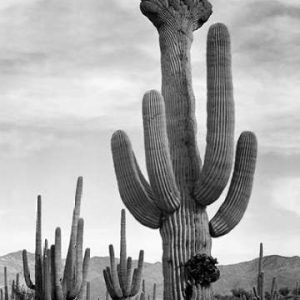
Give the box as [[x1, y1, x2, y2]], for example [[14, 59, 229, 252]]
[[2, 0, 300, 300]]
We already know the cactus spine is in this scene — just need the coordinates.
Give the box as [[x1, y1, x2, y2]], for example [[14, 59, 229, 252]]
[[22, 177, 90, 300], [111, 1, 258, 299], [103, 209, 144, 300]]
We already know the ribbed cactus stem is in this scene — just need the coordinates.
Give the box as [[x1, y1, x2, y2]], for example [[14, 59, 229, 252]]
[[257, 243, 264, 300], [22, 250, 35, 289], [35, 195, 43, 300], [86, 282, 90, 300], [4, 267, 8, 300], [63, 176, 83, 295], [120, 209, 127, 294], [54, 228, 64, 300], [152, 283, 156, 300], [0, 289, 3, 300], [43, 240, 51, 300]]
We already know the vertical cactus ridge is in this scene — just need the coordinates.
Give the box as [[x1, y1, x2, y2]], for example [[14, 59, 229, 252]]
[[209, 132, 257, 237], [63, 177, 83, 295], [119, 209, 127, 294], [195, 23, 234, 206], [111, 130, 161, 229], [142, 90, 180, 212]]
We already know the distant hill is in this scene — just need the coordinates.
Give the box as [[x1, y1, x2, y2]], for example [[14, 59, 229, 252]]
[[0, 251, 300, 299]]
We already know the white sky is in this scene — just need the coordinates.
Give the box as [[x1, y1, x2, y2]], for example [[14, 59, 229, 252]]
[[0, 0, 299, 264]]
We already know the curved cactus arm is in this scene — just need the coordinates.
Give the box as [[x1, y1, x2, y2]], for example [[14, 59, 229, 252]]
[[54, 228, 64, 300], [77, 248, 90, 300], [143, 90, 180, 213], [22, 250, 35, 289], [194, 23, 234, 206], [63, 176, 83, 294], [103, 268, 119, 299], [209, 132, 257, 237], [111, 130, 161, 229], [130, 250, 144, 296]]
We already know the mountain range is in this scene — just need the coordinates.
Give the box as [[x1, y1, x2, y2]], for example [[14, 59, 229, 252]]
[[0, 251, 300, 299]]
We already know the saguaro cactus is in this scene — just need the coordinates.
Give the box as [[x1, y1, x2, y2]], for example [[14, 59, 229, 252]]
[[22, 177, 90, 300], [111, 1, 257, 299], [103, 209, 144, 300]]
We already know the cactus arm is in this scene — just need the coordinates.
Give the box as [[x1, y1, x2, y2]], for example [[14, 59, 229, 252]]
[[4, 267, 8, 300], [152, 283, 156, 300], [77, 248, 90, 300], [50, 245, 56, 300], [35, 196, 43, 300], [73, 218, 84, 296], [209, 132, 257, 237], [54, 228, 64, 300], [143, 90, 180, 213], [103, 268, 119, 299], [22, 250, 35, 289], [130, 250, 144, 296], [111, 130, 161, 229], [119, 209, 127, 294], [194, 23, 234, 206], [43, 240, 51, 300], [125, 257, 133, 297], [86, 282, 91, 300], [63, 177, 83, 294], [108, 245, 123, 298]]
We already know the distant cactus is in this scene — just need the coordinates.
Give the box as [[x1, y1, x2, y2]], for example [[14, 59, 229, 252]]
[[111, 0, 257, 299], [22, 177, 90, 300], [103, 209, 144, 300], [136, 281, 156, 300]]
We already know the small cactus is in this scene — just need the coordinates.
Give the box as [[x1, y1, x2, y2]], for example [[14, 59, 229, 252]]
[[103, 209, 144, 300]]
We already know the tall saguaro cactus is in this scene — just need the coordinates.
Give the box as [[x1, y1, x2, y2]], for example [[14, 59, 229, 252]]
[[22, 177, 90, 300], [111, 1, 257, 299]]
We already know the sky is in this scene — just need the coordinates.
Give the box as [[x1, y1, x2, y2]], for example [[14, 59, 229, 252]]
[[0, 0, 299, 265]]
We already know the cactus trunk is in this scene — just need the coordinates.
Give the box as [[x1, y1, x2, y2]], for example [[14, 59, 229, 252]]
[[159, 28, 200, 190], [161, 204, 212, 300]]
